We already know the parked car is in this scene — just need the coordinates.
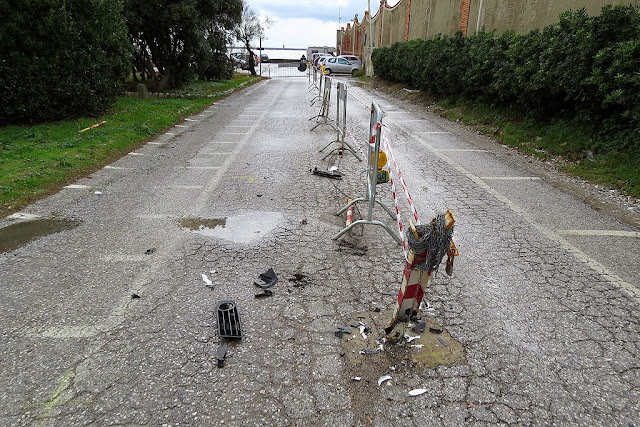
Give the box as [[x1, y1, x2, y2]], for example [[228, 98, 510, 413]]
[[313, 53, 331, 67], [230, 54, 246, 68], [337, 55, 362, 69], [322, 56, 359, 76], [260, 54, 269, 63]]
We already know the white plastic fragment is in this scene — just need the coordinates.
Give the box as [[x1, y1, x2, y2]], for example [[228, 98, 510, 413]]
[[410, 344, 424, 349], [201, 273, 214, 288], [409, 388, 428, 396], [94, 191, 103, 195], [352, 377, 362, 381], [389, 366, 396, 371], [406, 335, 420, 343], [328, 166, 338, 172], [378, 375, 392, 387], [359, 324, 368, 339]]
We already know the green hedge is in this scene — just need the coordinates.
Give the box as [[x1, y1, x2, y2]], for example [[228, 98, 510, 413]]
[[0, 0, 131, 125], [371, 5, 640, 152]]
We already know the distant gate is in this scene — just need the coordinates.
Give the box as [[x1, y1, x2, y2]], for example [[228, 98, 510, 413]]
[[259, 62, 309, 78]]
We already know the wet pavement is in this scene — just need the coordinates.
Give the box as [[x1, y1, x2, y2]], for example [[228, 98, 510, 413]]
[[1, 75, 639, 426]]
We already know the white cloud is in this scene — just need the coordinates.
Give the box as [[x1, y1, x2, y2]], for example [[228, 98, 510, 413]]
[[242, 0, 403, 51]]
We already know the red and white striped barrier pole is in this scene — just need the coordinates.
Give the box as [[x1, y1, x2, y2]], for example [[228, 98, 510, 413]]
[[386, 211, 456, 339]]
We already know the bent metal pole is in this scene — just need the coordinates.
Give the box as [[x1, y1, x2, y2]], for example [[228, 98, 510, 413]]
[[386, 210, 456, 333]]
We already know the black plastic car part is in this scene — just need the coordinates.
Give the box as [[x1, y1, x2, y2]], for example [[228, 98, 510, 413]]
[[254, 268, 278, 288], [217, 301, 242, 339]]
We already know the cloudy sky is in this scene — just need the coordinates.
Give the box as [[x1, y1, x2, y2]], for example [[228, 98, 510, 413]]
[[244, 0, 400, 49]]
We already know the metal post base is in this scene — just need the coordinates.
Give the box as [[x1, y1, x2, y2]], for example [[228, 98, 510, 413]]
[[320, 138, 362, 161], [332, 219, 402, 245]]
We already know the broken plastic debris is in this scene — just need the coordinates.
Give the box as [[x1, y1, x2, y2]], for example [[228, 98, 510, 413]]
[[145, 248, 156, 255], [201, 273, 214, 288], [352, 376, 362, 381], [328, 165, 339, 172], [217, 343, 228, 368], [435, 336, 448, 347], [409, 388, 428, 397], [311, 167, 342, 180], [410, 344, 424, 348], [378, 375, 392, 387], [334, 325, 352, 339], [94, 191, 102, 195], [406, 335, 420, 343], [131, 293, 140, 299], [255, 290, 273, 299], [429, 325, 443, 334], [413, 319, 426, 333], [217, 301, 242, 339], [360, 349, 379, 355], [254, 268, 278, 288]]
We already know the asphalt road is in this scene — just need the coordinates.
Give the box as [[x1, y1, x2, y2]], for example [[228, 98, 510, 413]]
[[1, 75, 639, 426]]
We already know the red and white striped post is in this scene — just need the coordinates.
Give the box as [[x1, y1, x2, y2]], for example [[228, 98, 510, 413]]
[[386, 211, 456, 339]]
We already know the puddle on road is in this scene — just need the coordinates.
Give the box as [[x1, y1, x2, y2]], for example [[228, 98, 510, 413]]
[[0, 218, 81, 254], [179, 212, 284, 244]]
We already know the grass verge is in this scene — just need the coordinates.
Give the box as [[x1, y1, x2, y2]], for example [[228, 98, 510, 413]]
[[0, 74, 261, 217]]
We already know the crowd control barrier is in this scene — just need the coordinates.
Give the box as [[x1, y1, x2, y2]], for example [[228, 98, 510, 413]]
[[309, 76, 337, 132], [332, 101, 401, 244], [319, 83, 362, 161]]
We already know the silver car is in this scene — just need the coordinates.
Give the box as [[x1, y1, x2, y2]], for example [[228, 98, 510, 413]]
[[337, 55, 362, 69], [323, 57, 359, 76]]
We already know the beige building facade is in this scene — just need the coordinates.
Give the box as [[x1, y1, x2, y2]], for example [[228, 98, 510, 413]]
[[338, 0, 639, 74]]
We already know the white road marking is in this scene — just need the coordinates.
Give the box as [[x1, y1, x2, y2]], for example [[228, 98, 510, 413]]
[[64, 184, 91, 189], [557, 230, 640, 238], [480, 176, 541, 180], [435, 149, 487, 152], [403, 126, 640, 303]]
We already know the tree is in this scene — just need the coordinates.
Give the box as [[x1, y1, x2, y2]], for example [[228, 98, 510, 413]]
[[235, 3, 270, 76], [124, 0, 242, 90], [0, 0, 131, 124]]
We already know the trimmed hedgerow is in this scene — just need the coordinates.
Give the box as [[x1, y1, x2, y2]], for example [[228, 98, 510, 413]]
[[0, 0, 131, 125], [371, 4, 640, 152]]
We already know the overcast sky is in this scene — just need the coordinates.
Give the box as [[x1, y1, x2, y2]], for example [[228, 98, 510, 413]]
[[244, 0, 400, 49]]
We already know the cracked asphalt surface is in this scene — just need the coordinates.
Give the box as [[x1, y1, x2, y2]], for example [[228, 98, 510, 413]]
[[1, 75, 639, 426]]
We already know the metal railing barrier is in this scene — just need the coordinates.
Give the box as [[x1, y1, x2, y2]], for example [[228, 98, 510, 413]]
[[319, 83, 362, 161], [309, 70, 323, 106], [309, 76, 337, 132], [332, 101, 401, 244]]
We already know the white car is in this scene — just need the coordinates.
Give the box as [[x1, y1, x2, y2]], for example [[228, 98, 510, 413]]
[[322, 57, 359, 76]]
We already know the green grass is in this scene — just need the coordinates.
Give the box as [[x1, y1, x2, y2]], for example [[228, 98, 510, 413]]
[[0, 74, 261, 217], [432, 97, 640, 198]]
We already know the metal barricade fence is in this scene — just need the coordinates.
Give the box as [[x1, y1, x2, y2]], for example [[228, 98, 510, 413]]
[[333, 101, 401, 244], [319, 83, 362, 161], [309, 71, 323, 106], [309, 76, 337, 132]]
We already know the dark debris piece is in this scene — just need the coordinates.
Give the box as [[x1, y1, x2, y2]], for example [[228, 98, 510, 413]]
[[436, 336, 448, 347], [131, 293, 141, 299], [311, 167, 342, 180], [413, 318, 426, 333], [145, 248, 156, 255], [334, 325, 352, 339], [255, 290, 273, 299], [254, 268, 278, 288], [361, 349, 380, 355], [429, 325, 443, 334], [217, 343, 228, 368]]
